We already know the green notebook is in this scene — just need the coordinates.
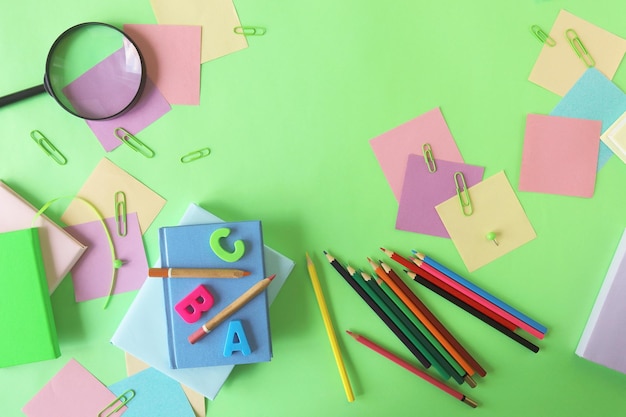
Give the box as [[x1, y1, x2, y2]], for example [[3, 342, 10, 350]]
[[0, 228, 60, 367]]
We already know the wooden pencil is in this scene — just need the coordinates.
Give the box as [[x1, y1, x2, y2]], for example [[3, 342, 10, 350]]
[[323, 251, 431, 369], [148, 267, 250, 278], [347, 331, 478, 408], [188, 274, 275, 344], [406, 270, 540, 353]]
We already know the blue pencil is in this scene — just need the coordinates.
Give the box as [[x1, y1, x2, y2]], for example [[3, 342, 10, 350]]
[[412, 251, 547, 335]]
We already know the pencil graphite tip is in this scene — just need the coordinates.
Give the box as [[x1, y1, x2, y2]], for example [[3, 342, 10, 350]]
[[345, 330, 357, 339], [267, 274, 277, 282], [242, 271, 251, 276]]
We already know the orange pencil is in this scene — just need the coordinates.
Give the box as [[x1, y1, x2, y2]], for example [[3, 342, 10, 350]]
[[148, 267, 250, 278]]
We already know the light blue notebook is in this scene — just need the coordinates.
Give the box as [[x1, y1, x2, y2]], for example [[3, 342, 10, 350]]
[[111, 203, 295, 400]]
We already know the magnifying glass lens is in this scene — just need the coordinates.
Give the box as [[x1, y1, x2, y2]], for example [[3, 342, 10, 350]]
[[46, 23, 144, 120]]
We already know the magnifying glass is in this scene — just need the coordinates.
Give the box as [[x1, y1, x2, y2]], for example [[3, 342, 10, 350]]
[[0, 22, 146, 120]]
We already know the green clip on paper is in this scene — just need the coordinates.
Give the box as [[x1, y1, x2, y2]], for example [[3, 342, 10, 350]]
[[114, 191, 127, 237], [98, 389, 135, 417], [530, 25, 556, 46], [422, 143, 436, 173], [454, 171, 473, 216], [114, 127, 155, 158], [30, 130, 67, 165], [234, 26, 266, 36], [566, 28, 595, 68]]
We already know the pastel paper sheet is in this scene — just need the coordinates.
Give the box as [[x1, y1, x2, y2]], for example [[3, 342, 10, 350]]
[[61, 158, 166, 234], [529, 9, 626, 96], [519, 114, 601, 197], [370, 107, 464, 201], [601, 111, 626, 164], [396, 155, 484, 237], [123, 24, 202, 105], [111, 203, 295, 400], [124, 353, 205, 417], [149, 0, 248, 63], [108, 367, 196, 417], [86, 76, 171, 151], [22, 359, 124, 417], [64, 213, 148, 302], [436, 171, 536, 272], [551, 68, 626, 170]]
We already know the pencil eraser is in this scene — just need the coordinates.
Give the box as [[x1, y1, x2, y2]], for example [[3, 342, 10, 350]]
[[188, 327, 207, 344]]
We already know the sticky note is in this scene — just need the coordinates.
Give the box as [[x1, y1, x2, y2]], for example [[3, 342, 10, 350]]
[[600, 111, 626, 164], [529, 9, 626, 96], [519, 114, 601, 197], [396, 155, 484, 237], [370, 107, 464, 200], [64, 213, 148, 302], [436, 171, 536, 272]]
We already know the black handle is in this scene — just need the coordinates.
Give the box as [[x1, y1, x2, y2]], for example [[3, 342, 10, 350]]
[[0, 84, 46, 108]]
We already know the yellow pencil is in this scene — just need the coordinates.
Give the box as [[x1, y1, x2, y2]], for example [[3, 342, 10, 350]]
[[306, 252, 355, 402]]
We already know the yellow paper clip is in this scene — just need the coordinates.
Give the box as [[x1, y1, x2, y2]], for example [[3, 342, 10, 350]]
[[98, 389, 135, 417], [30, 130, 67, 165], [566, 29, 595, 68], [180, 147, 211, 163], [114, 127, 155, 158], [114, 191, 127, 237], [530, 25, 555, 46], [234, 26, 266, 36], [422, 143, 436, 173], [454, 171, 473, 216]]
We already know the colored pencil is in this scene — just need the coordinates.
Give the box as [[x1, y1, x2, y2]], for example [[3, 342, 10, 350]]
[[371, 258, 486, 379], [413, 258, 544, 340], [382, 248, 516, 331], [305, 253, 354, 402], [350, 268, 456, 383], [414, 251, 547, 335], [323, 251, 431, 368], [188, 274, 275, 344], [406, 270, 540, 353], [148, 267, 250, 278], [347, 331, 478, 408]]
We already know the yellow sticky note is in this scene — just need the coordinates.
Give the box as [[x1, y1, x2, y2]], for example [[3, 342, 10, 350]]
[[435, 171, 536, 272], [150, 0, 248, 63], [601, 110, 626, 164], [61, 158, 166, 234], [529, 9, 626, 96]]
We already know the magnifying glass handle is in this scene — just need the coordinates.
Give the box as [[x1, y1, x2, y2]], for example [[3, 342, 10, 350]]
[[0, 84, 46, 108]]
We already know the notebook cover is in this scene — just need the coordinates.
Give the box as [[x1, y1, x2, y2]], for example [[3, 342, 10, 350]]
[[576, 228, 626, 374], [160, 220, 271, 368], [0, 181, 87, 294], [111, 203, 294, 400], [0, 228, 60, 367]]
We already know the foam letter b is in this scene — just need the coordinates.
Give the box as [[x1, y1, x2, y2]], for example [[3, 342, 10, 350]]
[[175, 285, 214, 324]]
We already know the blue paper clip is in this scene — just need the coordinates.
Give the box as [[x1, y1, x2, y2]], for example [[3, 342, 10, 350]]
[[114, 191, 127, 237], [566, 28, 595, 68], [98, 389, 135, 417], [233, 26, 266, 36], [114, 127, 155, 158], [30, 130, 67, 165], [180, 147, 211, 163], [422, 143, 436, 173], [454, 171, 473, 216]]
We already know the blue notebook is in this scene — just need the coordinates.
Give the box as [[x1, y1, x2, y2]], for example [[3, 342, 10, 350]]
[[160, 221, 271, 368]]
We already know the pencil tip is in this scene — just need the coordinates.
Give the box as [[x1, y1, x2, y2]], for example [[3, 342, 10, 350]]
[[243, 271, 251, 276], [323, 250, 328, 254], [267, 274, 277, 281]]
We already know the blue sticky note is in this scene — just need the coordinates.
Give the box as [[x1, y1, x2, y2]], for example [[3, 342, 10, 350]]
[[108, 368, 195, 417], [551, 68, 626, 170]]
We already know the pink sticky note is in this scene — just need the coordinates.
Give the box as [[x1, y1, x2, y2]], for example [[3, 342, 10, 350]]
[[64, 213, 148, 302], [370, 107, 464, 201], [86, 76, 171, 152], [22, 359, 124, 417], [124, 24, 202, 106], [396, 155, 484, 237], [519, 114, 602, 197]]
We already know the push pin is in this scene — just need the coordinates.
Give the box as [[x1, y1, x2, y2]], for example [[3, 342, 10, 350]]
[[486, 232, 499, 246]]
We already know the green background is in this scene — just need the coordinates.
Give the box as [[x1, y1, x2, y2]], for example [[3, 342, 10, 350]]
[[1, 0, 626, 415]]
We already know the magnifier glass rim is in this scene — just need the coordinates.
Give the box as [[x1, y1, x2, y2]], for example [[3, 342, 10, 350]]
[[43, 22, 146, 121]]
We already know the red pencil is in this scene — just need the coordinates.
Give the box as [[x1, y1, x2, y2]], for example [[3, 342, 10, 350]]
[[347, 331, 478, 408]]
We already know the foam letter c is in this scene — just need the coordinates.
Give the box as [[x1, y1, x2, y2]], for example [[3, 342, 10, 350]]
[[210, 227, 245, 262]]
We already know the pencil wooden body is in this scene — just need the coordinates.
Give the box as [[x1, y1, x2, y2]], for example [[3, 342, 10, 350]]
[[188, 275, 275, 344], [148, 267, 249, 278], [323, 252, 431, 368], [347, 331, 478, 408], [306, 253, 354, 402]]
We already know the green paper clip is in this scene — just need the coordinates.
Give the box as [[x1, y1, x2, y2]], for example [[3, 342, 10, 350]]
[[181, 147, 211, 163], [530, 25, 555, 46], [98, 389, 135, 417], [454, 171, 473, 216], [114, 191, 127, 237], [234, 26, 266, 36], [422, 143, 436, 173], [30, 130, 67, 165], [114, 127, 155, 158], [566, 28, 595, 68]]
